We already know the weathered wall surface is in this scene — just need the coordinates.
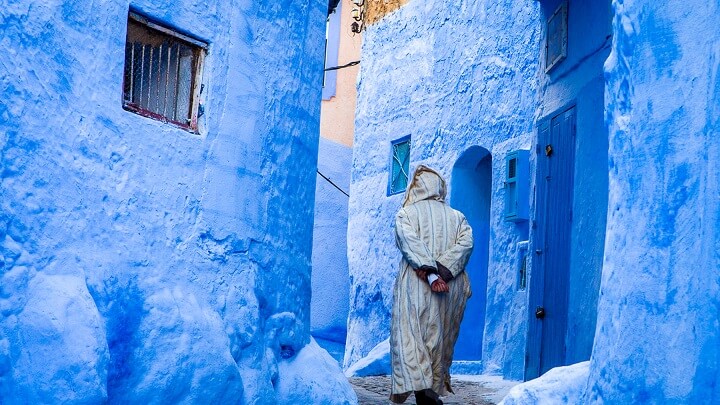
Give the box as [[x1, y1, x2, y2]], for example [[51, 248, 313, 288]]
[[504, 0, 720, 402], [0, 0, 356, 403], [524, 0, 611, 372], [345, 0, 542, 379], [311, 138, 352, 344], [586, 0, 720, 402], [364, 0, 412, 25]]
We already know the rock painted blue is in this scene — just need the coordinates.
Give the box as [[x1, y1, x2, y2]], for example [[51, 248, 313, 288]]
[[311, 137, 351, 352], [0, 0, 356, 403], [585, 0, 720, 402]]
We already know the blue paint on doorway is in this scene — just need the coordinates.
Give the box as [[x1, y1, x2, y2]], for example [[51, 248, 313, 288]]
[[526, 105, 577, 378], [451, 146, 492, 361]]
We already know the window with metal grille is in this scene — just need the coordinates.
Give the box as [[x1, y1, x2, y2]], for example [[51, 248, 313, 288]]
[[388, 137, 411, 195], [122, 12, 206, 132]]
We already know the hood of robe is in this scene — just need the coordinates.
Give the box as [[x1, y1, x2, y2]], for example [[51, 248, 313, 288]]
[[402, 165, 447, 207]]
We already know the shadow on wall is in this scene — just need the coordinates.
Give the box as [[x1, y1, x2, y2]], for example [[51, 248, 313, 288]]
[[451, 146, 492, 361]]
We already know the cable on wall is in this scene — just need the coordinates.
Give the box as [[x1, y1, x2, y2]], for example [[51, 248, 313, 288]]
[[324, 60, 360, 72], [317, 170, 350, 197]]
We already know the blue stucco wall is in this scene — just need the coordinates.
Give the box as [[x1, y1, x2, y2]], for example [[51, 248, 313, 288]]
[[525, 0, 611, 371], [347, 0, 614, 382], [311, 137, 351, 348], [345, 0, 542, 378], [504, 0, 720, 403], [0, 1, 357, 403], [586, 0, 720, 402]]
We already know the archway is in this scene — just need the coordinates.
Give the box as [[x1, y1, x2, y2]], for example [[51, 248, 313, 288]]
[[450, 146, 492, 361]]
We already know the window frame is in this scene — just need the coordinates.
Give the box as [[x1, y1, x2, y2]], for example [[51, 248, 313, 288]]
[[545, 1, 568, 73], [504, 149, 530, 222], [122, 11, 207, 133], [387, 135, 411, 196]]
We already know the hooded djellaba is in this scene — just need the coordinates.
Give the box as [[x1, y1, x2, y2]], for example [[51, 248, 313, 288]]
[[390, 165, 474, 405]]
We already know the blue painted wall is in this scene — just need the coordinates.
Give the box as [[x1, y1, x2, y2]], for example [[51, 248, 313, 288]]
[[450, 147, 492, 361], [504, 1, 720, 402], [346, 0, 612, 381], [586, 0, 720, 402], [345, 0, 542, 378], [311, 137, 351, 357], [525, 0, 611, 373], [0, 1, 356, 403]]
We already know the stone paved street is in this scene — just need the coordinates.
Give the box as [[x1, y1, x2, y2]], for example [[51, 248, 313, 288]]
[[349, 375, 518, 405]]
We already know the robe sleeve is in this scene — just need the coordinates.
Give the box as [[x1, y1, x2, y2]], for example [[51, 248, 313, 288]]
[[435, 215, 473, 279], [395, 208, 437, 272]]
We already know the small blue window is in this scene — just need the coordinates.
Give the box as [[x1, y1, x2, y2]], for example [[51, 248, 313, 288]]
[[388, 137, 411, 195], [504, 150, 529, 221]]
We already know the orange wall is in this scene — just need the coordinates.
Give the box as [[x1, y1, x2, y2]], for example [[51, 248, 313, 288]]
[[319, 0, 362, 147]]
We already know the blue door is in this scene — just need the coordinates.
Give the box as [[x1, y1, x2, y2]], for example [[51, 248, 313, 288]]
[[526, 105, 576, 379]]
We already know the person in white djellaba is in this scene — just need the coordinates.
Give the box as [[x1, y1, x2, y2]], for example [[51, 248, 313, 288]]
[[389, 165, 474, 405]]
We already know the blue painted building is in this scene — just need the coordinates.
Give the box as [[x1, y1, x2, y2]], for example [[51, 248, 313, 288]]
[[310, 0, 360, 364], [311, 138, 352, 361], [0, 0, 356, 403], [346, 0, 720, 402]]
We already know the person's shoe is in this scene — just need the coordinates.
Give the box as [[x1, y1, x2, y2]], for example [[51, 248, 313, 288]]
[[414, 389, 443, 405]]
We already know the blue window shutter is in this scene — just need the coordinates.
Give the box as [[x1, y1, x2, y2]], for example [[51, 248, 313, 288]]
[[388, 137, 411, 195], [504, 150, 529, 222], [505, 152, 519, 219]]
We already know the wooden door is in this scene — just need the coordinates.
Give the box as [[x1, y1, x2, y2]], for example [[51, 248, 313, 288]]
[[526, 105, 576, 378]]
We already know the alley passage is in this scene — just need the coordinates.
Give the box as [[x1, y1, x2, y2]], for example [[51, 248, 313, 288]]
[[349, 376, 516, 405]]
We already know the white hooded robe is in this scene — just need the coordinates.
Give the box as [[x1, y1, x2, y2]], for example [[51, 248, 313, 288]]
[[390, 165, 474, 403]]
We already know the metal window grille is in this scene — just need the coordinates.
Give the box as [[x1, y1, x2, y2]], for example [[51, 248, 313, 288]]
[[389, 138, 411, 195], [122, 12, 206, 132]]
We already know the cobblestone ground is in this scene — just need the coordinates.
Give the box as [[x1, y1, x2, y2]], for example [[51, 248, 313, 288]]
[[349, 375, 517, 405]]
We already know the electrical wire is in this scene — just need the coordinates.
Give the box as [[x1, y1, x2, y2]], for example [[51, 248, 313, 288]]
[[324, 60, 360, 72], [317, 170, 349, 197]]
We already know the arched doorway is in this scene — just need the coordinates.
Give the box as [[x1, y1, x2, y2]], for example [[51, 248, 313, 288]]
[[451, 146, 492, 361]]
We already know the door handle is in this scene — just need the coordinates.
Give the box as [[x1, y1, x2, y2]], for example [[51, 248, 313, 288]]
[[535, 306, 546, 319], [535, 249, 543, 255]]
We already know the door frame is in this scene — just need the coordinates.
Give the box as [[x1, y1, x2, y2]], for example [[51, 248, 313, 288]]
[[450, 145, 492, 361], [525, 101, 577, 380]]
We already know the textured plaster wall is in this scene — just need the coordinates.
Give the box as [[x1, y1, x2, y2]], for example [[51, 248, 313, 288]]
[[311, 138, 352, 342], [586, 0, 720, 402], [526, 0, 611, 369], [345, 0, 542, 377], [505, 0, 720, 402], [0, 0, 356, 403]]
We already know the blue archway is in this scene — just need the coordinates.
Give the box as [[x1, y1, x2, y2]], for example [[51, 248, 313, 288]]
[[451, 145, 492, 361]]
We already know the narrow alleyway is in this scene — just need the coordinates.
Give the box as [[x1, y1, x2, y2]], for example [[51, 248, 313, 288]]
[[349, 375, 518, 405]]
